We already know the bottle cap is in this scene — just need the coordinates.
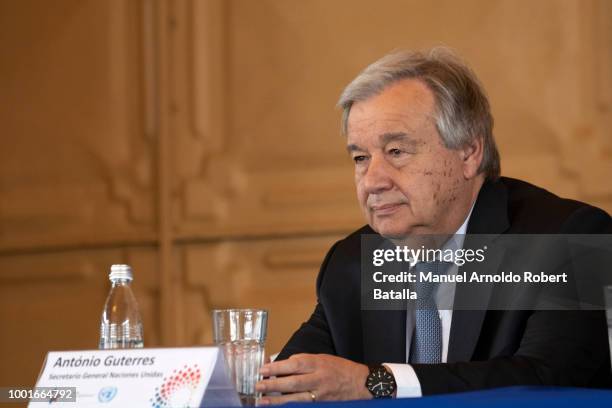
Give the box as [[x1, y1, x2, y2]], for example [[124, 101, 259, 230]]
[[109, 264, 133, 282]]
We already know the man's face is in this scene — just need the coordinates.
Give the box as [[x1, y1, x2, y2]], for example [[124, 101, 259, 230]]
[[346, 78, 479, 238]]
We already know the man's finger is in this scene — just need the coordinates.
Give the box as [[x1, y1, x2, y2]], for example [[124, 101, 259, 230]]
[[256, 373, 317, 394], [259, 355, 314, 376], [259, 391, 316, 406]]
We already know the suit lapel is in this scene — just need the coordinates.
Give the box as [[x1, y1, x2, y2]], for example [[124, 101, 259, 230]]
[[447, 180, 510, 363]]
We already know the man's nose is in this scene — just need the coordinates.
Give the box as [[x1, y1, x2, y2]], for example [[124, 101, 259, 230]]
[[362, 155, 393, 194]]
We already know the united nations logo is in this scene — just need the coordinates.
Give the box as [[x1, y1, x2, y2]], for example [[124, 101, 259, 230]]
[[98, 386, 118, 403]]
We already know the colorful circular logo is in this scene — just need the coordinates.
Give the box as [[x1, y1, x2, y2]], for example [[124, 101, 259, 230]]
[[150, 364, 202, 408]]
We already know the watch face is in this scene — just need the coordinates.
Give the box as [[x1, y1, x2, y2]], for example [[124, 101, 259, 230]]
[[366, 367, 396, 398]]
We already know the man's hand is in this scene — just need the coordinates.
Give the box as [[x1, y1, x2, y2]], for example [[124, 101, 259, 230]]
[[255, 354, 371, 404]]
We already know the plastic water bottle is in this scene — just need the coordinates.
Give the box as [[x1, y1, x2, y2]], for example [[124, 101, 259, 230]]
[[99, 264, 144, 349]]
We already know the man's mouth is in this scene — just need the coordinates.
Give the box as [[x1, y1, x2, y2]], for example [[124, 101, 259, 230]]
[[370, 203, 404, 215]]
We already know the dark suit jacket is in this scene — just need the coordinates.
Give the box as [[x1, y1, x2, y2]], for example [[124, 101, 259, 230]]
[[277, 177, 612, 394]]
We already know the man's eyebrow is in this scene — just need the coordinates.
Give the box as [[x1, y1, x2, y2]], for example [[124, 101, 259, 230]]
[[346, 132, 416, 153], [346, 144, 363, 153]]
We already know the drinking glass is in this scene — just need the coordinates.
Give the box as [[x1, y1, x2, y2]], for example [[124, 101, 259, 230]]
[[212, 309, 268, 406]]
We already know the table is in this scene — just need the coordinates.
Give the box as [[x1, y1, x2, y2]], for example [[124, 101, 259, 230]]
[[284, 387, 612, 408]]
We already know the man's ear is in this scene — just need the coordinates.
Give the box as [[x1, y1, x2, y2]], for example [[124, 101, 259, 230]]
[[460, 136, 484, 179]]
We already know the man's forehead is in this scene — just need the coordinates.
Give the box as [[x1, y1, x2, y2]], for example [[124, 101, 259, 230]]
[[346, 110, 433, 149], [347, 114, 418, 135], [346, 81, 435, 138]]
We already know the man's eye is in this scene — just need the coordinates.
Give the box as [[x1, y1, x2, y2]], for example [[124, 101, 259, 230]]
[[353, 155, 367, 163], [388, 148, 403, 156]]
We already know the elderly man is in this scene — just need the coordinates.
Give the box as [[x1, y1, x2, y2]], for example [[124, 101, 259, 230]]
[[255, 48, 612, 403]]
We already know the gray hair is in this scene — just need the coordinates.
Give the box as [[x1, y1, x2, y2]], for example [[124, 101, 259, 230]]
[[337, 47, 500, 180]]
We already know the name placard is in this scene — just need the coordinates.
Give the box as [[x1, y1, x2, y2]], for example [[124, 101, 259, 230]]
[[29, 347, 241, 407]]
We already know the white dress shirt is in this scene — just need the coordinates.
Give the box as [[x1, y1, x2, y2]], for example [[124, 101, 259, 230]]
[[384, 205, 474, 398]]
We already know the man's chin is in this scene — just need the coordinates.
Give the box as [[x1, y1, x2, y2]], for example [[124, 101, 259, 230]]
[[370, 218, 431, 239], [370, 223, 411, 240], [376, 231, 406, 240]]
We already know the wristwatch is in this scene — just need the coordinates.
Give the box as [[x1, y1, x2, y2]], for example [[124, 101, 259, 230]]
[[365, 365, 396, 398]]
